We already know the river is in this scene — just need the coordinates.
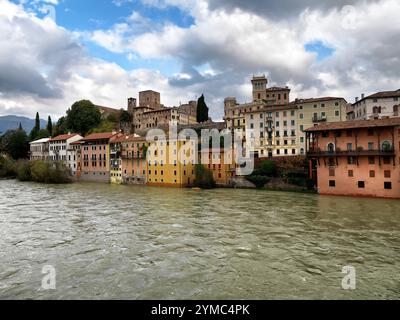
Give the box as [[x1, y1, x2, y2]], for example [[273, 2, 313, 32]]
[[0, 180, 399, 299]]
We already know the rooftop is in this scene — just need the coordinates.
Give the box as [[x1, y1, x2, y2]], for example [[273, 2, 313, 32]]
[[83, 132, 116, 141], [353, 89, 400, 105], [294, 97, 347, 104], [50, 134, 79, 142], [305, 117, 400, 132], [110, 134, 144, 143], [266, 86, 290, 91], [30, 137, 50, 144]]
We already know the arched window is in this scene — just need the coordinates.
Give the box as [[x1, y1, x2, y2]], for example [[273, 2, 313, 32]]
[[327, 143, 335, 153]]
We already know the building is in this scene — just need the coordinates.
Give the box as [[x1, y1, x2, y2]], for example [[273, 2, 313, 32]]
[[49, 134, 83, 164], [305, 118, 400, 199], [225, 75, 347, 159], [147, 138, 196, 188], [109, 134, 148, 185], [128, 91, 198, 134], [244, 103, 298, 158], [67, 140, 82, 177], [29, 138, 50, 161], [295, 97, 348, 155], [80, 132, 117, 182], [349, 89, 400, 120], [200, 148, 236, 186]]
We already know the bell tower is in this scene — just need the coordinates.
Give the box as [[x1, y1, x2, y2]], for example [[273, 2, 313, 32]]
[[251, 75, 268, 102]]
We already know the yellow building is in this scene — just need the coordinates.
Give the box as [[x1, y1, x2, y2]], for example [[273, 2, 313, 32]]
[[200, 148, 236, 186], [147, 138, 196, 188]]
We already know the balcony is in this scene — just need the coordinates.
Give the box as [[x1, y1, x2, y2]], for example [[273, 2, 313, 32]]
[[307, 149, 395, 157], [312, 116, 327, 123]]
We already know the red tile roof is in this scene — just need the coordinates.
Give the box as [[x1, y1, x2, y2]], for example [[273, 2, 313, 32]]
[[83, 132, 116, 141], [70, 140, 83, 145], [305, 117, 400, 132], [49, 134, 79, 142], [110, 134, 145, 143]]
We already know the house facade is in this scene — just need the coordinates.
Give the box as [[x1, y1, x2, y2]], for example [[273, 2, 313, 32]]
[[49, 134, 83, 164], [29, 138, 50, 161], [306, 118, 400, 199], [80, 132, 116, 182]]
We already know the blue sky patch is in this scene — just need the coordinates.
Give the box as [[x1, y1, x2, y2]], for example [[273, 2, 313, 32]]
[[305, 40, 335, 61]]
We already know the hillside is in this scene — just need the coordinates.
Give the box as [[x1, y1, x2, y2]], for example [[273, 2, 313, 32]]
[[0, 115, 47, 135]]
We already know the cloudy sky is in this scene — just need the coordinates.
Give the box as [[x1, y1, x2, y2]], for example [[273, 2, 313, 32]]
[[1, 0, 400, 121]]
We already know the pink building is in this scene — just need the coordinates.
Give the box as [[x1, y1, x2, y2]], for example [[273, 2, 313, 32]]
[[306, 118, 400, 199]]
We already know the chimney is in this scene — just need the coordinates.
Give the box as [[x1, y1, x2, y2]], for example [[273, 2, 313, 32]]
[[361, 93, 365, 99], [355, 97, 359, 103]]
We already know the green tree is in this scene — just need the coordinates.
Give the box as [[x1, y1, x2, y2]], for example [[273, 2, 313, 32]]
[[66, 100, 101, 136], [193, 164, 216, 189], [29, 112, 41, 141], [19, 122, 23, 130], [196, 94, 209, 123], [259, 160, 277, 177], [47, 116, 53, 136], [119, 109, 131, 124], [53, 116, 67, 137], [36, 129, 50, 140], [1, 129, 29, 159]]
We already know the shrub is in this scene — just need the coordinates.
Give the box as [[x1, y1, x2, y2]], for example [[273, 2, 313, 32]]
[[259, 160, 277, 177], [245, 175, 270, 189], [193, 164, 216, 189], [16, 160, 32, 181], [0, 154, 17, 178]]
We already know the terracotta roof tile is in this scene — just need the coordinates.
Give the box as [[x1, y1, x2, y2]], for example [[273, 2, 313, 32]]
[[294, 97, 347, 104], [305, 117, 400, 132], [83, 132, 116, 141], [110, 134, 145, 143], [49, 134, 79, 142]]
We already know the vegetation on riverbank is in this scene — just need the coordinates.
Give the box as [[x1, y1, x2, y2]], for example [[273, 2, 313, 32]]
[[0, 155, 71, 184], [193, 164, 216, 189], [245, 158, 315, 190]]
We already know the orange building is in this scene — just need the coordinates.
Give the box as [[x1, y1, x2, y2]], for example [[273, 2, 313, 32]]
[[306, 118, 400, 199], [110, 134, 148, 184], [200, 148, 236, 186], [80, 132, 117, 182]]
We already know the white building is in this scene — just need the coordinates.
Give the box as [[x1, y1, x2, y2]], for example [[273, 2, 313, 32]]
[[49, 133, 83, 165], [349, 89, 400, 120], [66, 140, 82, 176], [29, 138, 50, 161]]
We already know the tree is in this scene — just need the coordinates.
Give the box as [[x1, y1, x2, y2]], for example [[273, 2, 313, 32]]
[[193, 164, 216, 189], [19, 122, 23, 130], [47, 116, 53, 136], [66, 100, 101, 136], [259, 160, 277, 177], [196, 94, 209, 123], [29, 112, 41, 141], [1, 129, 29, 160], [53, 116, 67, 137], [119, 109, 131, 124]]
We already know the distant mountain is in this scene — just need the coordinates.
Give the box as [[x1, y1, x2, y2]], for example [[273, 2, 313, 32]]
[[0, 115, 47, 135]]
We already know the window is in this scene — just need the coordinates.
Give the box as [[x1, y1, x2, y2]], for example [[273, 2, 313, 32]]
[[370, 170, 375, 178], [368, 156, 375, 165], [384, 170, 391, 178], [384, 182, 392, 190], [329, 180, 336, 187], [348, 170, 354, 177], [383, 157, 391, 165], [348, 157, 355, 165], [329, 168, 335, 177], [368, 142, 374, 150], [347, 143, 353, 151], [358, 181, 365, 188], [335, 111, 340, 117]]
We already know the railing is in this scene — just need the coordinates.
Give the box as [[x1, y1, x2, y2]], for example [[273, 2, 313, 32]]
[[307, 149, 395, 157], [312, 116, 327, 123]]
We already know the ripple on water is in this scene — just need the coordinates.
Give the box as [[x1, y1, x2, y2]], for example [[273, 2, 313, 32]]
[[0, 180, 400, 299]]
